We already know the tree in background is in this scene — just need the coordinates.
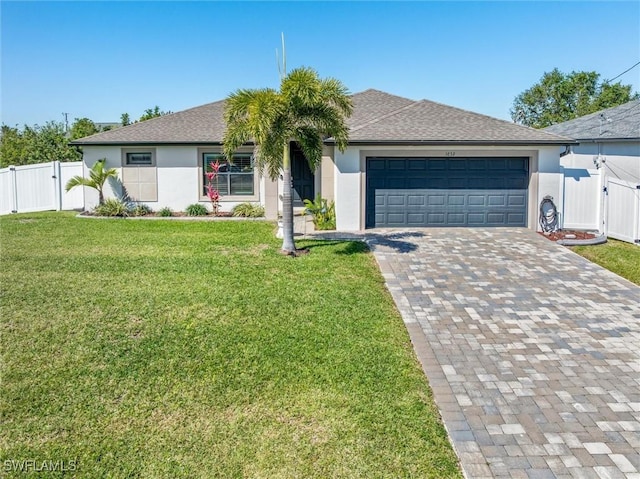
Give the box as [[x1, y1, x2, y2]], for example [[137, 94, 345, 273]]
[[121, 113, 131, 127], [70, 118, 99, 140], [511, 68, 638, 128], [223, 67, 352, 254], [119, 106, 172, 126], [0, 122, 81, 168], [138, 106, 172, 121]]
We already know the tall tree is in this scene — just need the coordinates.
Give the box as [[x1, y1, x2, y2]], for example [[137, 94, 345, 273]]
[[511, 68, 638, 128], [223, 67, 352, 254]]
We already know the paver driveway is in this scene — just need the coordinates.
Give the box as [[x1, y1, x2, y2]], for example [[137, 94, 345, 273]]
[[369, 228, 640, 479]]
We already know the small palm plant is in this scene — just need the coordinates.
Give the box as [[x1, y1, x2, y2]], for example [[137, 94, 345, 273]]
[[65, 158, 118, 205]]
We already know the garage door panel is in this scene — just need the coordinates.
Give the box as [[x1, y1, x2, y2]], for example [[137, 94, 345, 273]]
[[447, 213, 466, 224], [427, 213, 446, 224], [448, 195, 465, 206], [487, 213, 506, 223], [407, 195, 426, 206], [387, 195, 407, 206], [388, 160, 407, 170], [387, 178, 406, 189], [407, 213, 426, 224], [428, 194, 446, 206], [468, 195, 486, 206], [366, 157, 528, 227], [408, 159, 427, 170]]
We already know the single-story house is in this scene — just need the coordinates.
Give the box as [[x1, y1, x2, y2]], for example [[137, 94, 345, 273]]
[[71, 89, 574, 231], [545, 100, 640, 241]]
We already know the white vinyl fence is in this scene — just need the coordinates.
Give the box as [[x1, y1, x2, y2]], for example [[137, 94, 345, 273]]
[[562, 168, 601, 231], [605, 178, 640, 244], [562, 167, 640, 244], [0, 161, 84, 215]]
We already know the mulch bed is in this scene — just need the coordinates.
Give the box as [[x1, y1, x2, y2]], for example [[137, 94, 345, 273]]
[[538, 230, 597, 241]]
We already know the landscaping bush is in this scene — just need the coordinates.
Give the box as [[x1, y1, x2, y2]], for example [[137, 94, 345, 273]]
[[131, 204, 153, 217], [303, 194, 336, 230], [93, 198, 130, 217], [232, 203, 265, 218], [185, 203, 208, 216], [158, 207, 173, 217]]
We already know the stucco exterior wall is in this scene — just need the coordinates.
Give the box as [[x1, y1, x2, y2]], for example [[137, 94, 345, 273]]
[[560, 141, 640, 183], [81, 145, 264, 213], [333, 144, 564, 231]]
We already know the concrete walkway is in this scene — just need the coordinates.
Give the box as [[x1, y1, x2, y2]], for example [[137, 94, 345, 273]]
[[369, 229, 640, 479]]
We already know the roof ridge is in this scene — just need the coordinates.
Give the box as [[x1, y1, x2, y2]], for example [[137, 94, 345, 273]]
[[349, 100, 422, 133]]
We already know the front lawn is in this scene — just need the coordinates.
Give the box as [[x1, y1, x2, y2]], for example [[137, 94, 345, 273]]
[[571, 238, 640, 285], [0, 212, 461, 478]]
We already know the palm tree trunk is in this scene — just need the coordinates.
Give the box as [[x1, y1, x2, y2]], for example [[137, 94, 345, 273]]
[[281, 142, 296, 253]]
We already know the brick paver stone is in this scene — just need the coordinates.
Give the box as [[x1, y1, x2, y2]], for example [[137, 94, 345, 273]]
[[369, 228, 640, 478]]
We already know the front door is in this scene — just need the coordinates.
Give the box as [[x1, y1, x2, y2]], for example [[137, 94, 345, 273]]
[[291, 145, 315, 205]]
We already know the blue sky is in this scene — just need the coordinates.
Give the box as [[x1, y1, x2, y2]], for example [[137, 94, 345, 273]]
[[1, 1, 639, 127]]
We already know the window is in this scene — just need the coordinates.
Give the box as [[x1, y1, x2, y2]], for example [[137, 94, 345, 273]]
[[121, 148, 157, 202], [203, 153, 254, 196], [125, 152, 153, 166]]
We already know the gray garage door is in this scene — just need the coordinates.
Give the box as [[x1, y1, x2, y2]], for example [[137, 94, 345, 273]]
[[366, 157, 529, 228]]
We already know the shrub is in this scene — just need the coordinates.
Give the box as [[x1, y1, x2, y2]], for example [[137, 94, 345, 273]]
[[158, 207, 173, 217], [303, 195, 336, 230], [185, 203, 208, 216], [93, 198, 130, 217], [131, 204, 153, 217], [232, 203, 265, 218]]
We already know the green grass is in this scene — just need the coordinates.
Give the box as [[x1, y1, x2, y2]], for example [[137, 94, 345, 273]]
[[571, 238, 640, 286], [0, 212, 461, 478]]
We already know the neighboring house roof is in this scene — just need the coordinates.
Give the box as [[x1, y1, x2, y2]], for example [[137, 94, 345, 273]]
[[71, 89, 573, 146], [544, 100, 640, 141]]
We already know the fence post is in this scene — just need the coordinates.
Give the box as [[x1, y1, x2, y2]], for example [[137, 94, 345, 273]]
[[53, 161, 62, 211], [9, 166, 18, 213]]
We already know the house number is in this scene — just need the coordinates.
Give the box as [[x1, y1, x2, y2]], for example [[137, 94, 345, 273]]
[[445, 151, 456, 157]]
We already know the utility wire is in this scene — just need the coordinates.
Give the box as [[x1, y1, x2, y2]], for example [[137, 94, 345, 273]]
[[604, 61, 640, 83]]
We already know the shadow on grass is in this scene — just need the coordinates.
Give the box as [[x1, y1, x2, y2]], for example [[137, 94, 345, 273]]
[[301, 230, 426, 255]]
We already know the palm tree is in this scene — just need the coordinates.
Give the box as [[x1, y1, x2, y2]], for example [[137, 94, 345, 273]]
[[223, 67, 352, 254], [65, 158, 118, 205]]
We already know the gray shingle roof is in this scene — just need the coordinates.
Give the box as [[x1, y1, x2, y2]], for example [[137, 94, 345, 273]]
[[71, 100, 227, 145], [343, 98, 572, 144], [71, 89, 573, 146], [543, 100, 640, 140]]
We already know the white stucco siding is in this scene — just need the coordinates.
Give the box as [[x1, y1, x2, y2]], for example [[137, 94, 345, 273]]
[[155, 146, 200, 210], [561, 141, 640, 183], [334, 147, 362, 231], [81, 145, 265, 212], [81, 146, 123, 209], [332, 144, 564, 231]]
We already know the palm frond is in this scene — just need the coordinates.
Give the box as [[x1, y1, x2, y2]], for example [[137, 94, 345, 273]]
[[293, 129, 323, 171], [65, 175, 92, 192]]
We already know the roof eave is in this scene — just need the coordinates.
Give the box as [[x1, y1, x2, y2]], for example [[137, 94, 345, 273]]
[[323, 139, 577, 146], [69, 140, 226, 146], [574, 137, 640, 143]]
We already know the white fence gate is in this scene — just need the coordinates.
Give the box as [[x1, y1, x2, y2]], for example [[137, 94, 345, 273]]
[[562, 168, 601, 231], [605, 178, 640, 244], [0, 161, 84, 215]]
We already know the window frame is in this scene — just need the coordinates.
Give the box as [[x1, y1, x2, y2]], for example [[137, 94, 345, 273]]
[[198, 147, 259, 201], [121, 148, 156, 167]]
